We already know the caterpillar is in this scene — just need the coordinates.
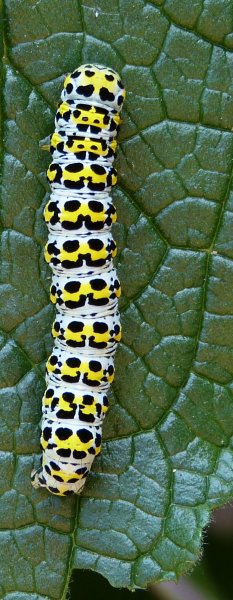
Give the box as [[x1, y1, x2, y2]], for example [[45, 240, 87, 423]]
[[31, 64, 125, 496]]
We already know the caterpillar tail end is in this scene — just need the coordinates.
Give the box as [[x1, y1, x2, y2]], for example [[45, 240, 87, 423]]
[[31, 467, 86, 497]]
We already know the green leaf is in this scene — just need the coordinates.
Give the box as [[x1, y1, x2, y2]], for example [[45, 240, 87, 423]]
[[1, 0, 233, 597]]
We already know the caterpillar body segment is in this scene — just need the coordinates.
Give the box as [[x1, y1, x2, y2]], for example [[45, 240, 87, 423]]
[[44, 192, 117, 233], [31, 64, 125, 496]]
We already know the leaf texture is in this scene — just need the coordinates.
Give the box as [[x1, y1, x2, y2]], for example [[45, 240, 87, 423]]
[[1, 0, 233, 597]]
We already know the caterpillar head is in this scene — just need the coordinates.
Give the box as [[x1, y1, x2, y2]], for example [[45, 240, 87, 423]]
[[61, 63, 125, 112]]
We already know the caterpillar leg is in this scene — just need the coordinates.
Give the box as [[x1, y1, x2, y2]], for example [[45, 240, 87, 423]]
[[31, 468, 43, 488]]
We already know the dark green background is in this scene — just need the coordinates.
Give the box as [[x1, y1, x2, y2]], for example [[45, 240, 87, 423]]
[[1, 0, 233, 598]]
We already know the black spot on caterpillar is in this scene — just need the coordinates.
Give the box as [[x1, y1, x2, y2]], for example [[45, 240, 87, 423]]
[[31, 64, 125, 496]]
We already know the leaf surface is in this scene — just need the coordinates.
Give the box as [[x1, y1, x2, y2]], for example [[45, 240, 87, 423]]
[[1, 0, 233, 597]]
